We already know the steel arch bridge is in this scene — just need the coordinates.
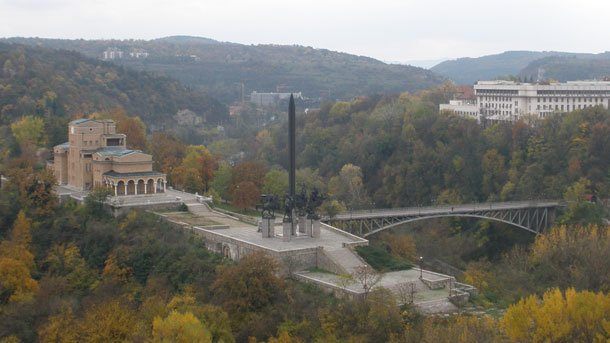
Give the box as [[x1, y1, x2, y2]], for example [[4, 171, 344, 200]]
[[324, 200, 562, 237]]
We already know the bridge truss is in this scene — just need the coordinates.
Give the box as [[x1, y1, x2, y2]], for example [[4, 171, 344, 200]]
[[325, 201, 561, 237]]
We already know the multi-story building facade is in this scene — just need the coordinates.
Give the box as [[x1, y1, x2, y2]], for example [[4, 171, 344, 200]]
[[440, 80, 610, 123], [52, 119, 166, 196], [102, 48, 124, 60], [439, 100, 479, 120], [250, 92, 303, 107]]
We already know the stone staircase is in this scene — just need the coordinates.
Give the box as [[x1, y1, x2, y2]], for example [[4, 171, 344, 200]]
[[186, 202, 211, 215], [323, 247, 369, 275]]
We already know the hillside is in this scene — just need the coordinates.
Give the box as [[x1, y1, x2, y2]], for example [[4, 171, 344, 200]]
[[3, 36, 444, 103], [519, 53, 610, 81], [0, 42, 226, 130], [431, 51, 575, 84]]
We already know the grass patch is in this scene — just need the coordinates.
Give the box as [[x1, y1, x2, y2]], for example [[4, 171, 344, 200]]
[[355, 245, 413, 271], [306, 267, 335, 274], [213, 202, 260, 217]]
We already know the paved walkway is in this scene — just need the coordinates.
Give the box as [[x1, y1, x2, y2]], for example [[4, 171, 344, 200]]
[[195, 222, 366, 252]]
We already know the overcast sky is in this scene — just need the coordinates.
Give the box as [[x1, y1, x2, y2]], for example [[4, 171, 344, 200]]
[[1, 0, 608, 63]]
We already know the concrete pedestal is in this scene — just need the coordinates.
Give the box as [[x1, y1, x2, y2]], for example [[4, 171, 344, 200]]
[[298, 215, 307, 233], [305, 218, 312, 236], [311, 219, 321, 238], [283, 221, 292, 242], [261, 218, 274, 238]]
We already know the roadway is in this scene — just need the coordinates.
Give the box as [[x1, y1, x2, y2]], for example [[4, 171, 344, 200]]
[[331, 200, 562, 220]]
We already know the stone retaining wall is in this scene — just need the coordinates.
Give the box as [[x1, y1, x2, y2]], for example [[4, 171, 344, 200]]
[[316, 248, 348, 275]]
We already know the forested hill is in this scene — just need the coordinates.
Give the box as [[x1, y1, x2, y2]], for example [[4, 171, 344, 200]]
[[432, 50, 610, 84], [519, 53, 610, 81], [3, 36, 444, 103], [431, 51, 569, 84], [0, 42, 226, 129]]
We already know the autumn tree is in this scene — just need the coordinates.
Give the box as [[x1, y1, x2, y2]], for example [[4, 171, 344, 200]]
[[165, 288, 234, 343], [45, 243, 99, 293], [528, 225, 610, 291], [10, 115, 47, 153], [420, 315, 499, 343], [6, 166, 57, 218], [211, 252, 283, 315], [170, 165, 203, 193], [328, 164, 369, 210], [110, 107, 147, 151], [229, 161, 266, 210], [0, 257, 39, 303], [230, 181, 259, 211], [38, 305, 79, 343], [178, 145, 217, 192], [79, 300, 139, 342], [463, 260, 498, 295], [501, 288, 610, 343], [231, 160, 266, 189], [481, 149, 506, 199], [0, 210, 35, 270], [560, 177, 604, 225], [152, 311, 212, 343], [0, 210, 38, 303], [319, 199, 346, 218], [149, 132, 186, 176], [383, 233, 417, 261], [9, 210, 32, 248]]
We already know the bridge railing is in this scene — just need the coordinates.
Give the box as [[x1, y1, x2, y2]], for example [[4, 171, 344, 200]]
[[334, 199, 561, 218]]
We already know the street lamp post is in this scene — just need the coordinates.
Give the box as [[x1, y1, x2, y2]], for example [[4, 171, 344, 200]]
[[419, 256, 423, 279]]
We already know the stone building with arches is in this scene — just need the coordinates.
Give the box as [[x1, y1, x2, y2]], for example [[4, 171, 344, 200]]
[[51, 118, 166, 196]]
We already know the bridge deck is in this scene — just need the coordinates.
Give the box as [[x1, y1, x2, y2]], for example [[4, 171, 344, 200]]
[[332, 200, 561, 220], [327, 200, 562, 236]]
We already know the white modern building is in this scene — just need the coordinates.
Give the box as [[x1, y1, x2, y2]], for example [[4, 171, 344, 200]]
[[440, 80, 610, 123], [250, 91, 303, 107], [102, 48, 124, 60], [439, 100, 479, 120]]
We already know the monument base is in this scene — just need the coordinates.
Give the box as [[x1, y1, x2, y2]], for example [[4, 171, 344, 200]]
[[261, 218, 274, 238], [298, 215, 307, 233], [283, 221, 292, 242], [311, 219, 321, 238], [305, 218, 312, 236]]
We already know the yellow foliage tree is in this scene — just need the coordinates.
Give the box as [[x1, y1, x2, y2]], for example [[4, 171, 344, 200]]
[[38, 305, 79, 343], [383, 233, 417, 261], [268, 330, 304, 343], [45, 243, 98, 292], [10, 210, 32, 247], [0, 257, 39, 302], [420, 315, 499, 343], [79, 300, 138, 343], [501, 288, 610, 342], [463, 260, 496, 293], [0, 210, 34, 270], [10, 115, 47, 152], [0, 211, 38, 302], [152, 311, 212, 343]]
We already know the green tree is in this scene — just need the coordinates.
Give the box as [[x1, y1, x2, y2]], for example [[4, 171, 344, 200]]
[[10, 115, 46, 152], [262, 169, 288, 199], [210, 162, 232, 200]]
